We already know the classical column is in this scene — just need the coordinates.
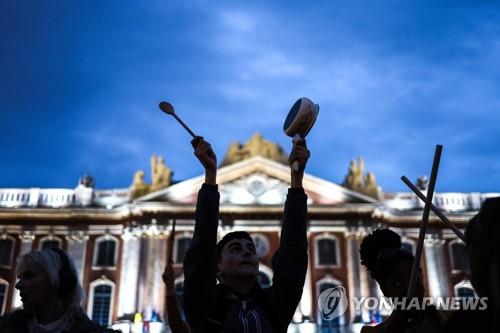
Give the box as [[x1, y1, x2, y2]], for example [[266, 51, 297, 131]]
[[152, 235, 167, 317], [143, 235, 157, 317], [136, 222, 168, 320], [66, 231, 89, 282], [346, 229, 361, 322], [424, 234, 449, 298], [137, 235, 149, 315], [356, 227, 371, 322], [118, 232, 142, 316]]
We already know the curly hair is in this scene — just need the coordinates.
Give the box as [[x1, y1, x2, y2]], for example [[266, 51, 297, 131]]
[[359, 229, 414, 284]]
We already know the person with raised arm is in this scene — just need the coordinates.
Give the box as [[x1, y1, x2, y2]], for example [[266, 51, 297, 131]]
[[183, 136, 309, 333], [163, 258, 190, 333]]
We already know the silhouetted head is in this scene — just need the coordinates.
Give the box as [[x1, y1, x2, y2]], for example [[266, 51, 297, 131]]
[[216, 231, 259, 283], [15, 248, 84, 312], [360, 229, 424, 299], [466, 197, 500, 302]]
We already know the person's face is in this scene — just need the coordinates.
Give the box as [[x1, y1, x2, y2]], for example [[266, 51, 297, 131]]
[[384, 261, 424, 300], [218, 238, 259, 280], [15, 260, 53, 310]]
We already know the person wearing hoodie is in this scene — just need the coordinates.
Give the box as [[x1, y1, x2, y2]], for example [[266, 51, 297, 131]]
[[183, 135, 309, 333]]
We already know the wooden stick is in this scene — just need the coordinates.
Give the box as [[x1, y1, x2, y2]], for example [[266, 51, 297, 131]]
[[172, 113, 196, 138], [406, 145, 442, 299], [167, 218, 176, 264], [159, 101, 197, 138], [401, 175, 466, 243]]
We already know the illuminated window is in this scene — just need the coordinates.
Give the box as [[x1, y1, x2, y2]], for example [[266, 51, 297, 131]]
[[88, 280, 114, 326]]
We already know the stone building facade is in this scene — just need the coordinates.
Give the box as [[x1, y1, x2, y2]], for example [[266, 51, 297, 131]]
[[0, 135, 496, 330]]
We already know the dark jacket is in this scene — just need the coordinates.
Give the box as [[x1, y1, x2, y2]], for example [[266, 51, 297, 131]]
[[0, 308, 119, 333], [183, 184, 308, 333]]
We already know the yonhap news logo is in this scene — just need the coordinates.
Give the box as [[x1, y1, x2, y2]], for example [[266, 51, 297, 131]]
[[318, 286, 349, 320], [317, 286, 488, 322]]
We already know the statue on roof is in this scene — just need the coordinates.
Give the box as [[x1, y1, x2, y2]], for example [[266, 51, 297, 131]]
[[343, 158, 382, 200], [344, 158, 364, 193], [130, 154, 173, 199], [78, 174, 95, 188], [364, 172, 382, 199], [220, 133, 288, 166], [416, 175, 429, 191], [150, 155, 173, 192], [130, 170, 150, 199]]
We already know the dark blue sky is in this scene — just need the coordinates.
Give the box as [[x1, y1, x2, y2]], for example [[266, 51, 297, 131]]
[[1, 1, 499, 192]]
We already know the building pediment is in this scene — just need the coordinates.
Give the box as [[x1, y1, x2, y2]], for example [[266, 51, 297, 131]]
[[135, 156, 377, 205]]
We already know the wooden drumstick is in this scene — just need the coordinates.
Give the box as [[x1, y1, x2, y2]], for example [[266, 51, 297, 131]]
[[401, 175, 466, 243], [159, 101, 197, 138], [406, 145, 442, 299], [167, 218, 176, 264]]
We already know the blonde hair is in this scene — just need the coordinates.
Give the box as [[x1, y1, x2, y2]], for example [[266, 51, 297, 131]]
[[17, 249, 85, 311]]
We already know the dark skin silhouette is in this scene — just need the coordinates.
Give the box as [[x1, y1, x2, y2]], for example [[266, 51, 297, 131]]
[[160, 136, 216, 333], [360, 230, 442, 333], [191, 136, 217, 185], [182, 135, 310, 332], [191, 135, 310, 296], [162, 258, 190, 333]]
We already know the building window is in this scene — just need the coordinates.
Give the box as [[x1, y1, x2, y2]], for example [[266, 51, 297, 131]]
[[257, 272, 272, 288], [454, 280, 476, 310], [450, 241, 469, 272], [456, 286, 475, 298], [0, 237, 14, 267], [316, 236, 339, 266], [0, 281, 7, 315], [89, 282, 114, 326], [175, 237, 192, 264], [251, 234, 270, 258], [39, 236, 62, 250], [256, 265, 273, 288], [401, 240, 415, 255], [93, 236, 118, 268], [401, 236, 415, 255], [316, 277, 344, 327], [174, 279, 187, 321], [454, 280, 476, 298]]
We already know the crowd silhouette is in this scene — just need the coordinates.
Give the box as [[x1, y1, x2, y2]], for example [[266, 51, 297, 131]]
[[0, 135, 498, 333]]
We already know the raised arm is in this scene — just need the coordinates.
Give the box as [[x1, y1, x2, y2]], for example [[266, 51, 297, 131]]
[[182, 136, 220, 332], [289, 138, 309, 189], [163, 259, 190, 333], [270, 138, 310, 328], [192, 136, 217, 185]]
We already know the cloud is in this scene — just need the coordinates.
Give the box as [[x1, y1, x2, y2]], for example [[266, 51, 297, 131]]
[[2, 1, 499, 192], [219, 9, 256, 33], [73, 130, 145, 158]]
